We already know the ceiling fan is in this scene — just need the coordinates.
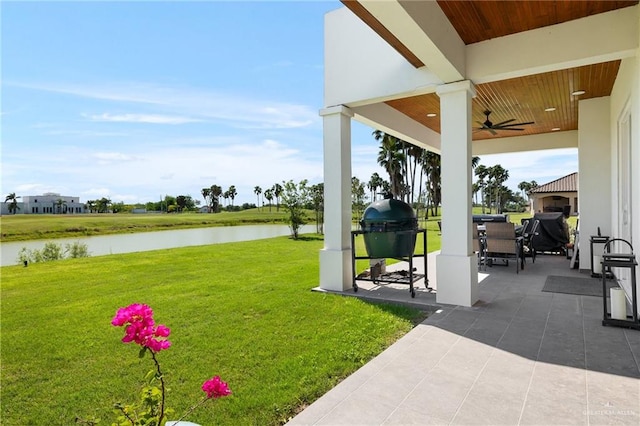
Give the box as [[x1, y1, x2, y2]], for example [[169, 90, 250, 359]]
[[474, 110, 534, 135]]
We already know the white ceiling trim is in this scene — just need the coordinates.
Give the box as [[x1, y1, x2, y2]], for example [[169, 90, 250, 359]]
[[358, 0, 465, 82]]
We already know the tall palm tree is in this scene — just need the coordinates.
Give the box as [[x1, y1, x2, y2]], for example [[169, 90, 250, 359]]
[[272, 183, 283, 211], [264, 189, 274, 212], [210, 185, 223, 212], [407, 145, 423, 204], [474, 164, 490, 213], [4, 193, 20, 214], [254, 186, 262, 210], [517, 181, 530, 198], [374, 130, 405, 200], [489, 165, 509, 213], [367, 172, 384, 202], [228, 185, 237, 206], [201, 188, 211, 212], [422, 151, 441, 216]]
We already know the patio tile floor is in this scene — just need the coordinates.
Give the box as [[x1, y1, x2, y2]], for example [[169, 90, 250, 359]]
[[290, 253, 640, 425]]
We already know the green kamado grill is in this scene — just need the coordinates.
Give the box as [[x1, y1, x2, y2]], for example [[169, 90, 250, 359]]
[[360, 199, 418, 259]]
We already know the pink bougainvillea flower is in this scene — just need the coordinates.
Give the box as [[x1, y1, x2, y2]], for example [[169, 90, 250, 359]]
[[112, 303, 171, 352], [201, 376, 232, 399], [154, 324, 171, 337], [111, 303, 155, 327]]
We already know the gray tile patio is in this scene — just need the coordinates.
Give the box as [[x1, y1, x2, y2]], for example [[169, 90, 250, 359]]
[[291, 253, 640, 425]]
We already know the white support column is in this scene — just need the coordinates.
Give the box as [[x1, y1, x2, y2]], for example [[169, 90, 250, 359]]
[[578, 97, 611, 271], [435, 81, 479, 307], [319, 105, 354, 291]]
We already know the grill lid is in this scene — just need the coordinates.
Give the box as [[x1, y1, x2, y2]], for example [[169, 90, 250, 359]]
[[361, 199, 416, 231]]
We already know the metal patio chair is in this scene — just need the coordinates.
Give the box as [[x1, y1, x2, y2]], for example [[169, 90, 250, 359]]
[[484, 222, 524, 273]]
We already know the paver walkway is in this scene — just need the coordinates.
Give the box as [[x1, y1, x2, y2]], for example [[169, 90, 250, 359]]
[[289, 254, 640, 425]]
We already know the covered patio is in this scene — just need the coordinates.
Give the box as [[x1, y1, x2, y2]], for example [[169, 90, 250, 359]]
[[309, 1, 640, 423], [293, 254, 640, 425], [319, 0, 639, 309]]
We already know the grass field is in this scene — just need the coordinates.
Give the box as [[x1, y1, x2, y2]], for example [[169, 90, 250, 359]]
[[1, 235, 429, 425]]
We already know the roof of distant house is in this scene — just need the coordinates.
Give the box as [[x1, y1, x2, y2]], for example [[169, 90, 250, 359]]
[[530, 172, 578, 193]]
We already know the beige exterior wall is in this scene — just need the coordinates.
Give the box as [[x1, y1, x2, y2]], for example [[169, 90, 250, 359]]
[[531, 192, 578, 215]]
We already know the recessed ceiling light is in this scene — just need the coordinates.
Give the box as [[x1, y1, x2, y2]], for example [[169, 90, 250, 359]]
[[551, 127, 561, 131], [572, 90, 586, 96], [545, 107, 556, 112], [426, 113, 437, 117]]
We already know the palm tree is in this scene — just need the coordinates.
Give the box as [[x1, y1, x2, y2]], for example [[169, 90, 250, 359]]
[[210, 185, 223, 212], [254, 186, 262, 210], [54, 198, 67, 214], [264, 189, 274, 212], [472, 156, 480, 169], [374, 130, 405, 200], [474, 164, 490, 213], [4, 193, 20, 214], [407, 145, 423, 204], [272, 183, 283, 211], [367, 173, 384, 202], [228, 185, 237, 206], [472, 182, 481, 207], [201, 188, 211, 212], [422, 151, 441, 216], [489, 165, 509, 213]]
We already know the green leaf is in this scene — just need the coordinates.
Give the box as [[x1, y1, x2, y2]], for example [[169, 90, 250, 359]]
[[138, 347, 147, 358]]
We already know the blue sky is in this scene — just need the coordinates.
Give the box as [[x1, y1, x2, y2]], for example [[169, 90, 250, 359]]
[[1, 1, 577, 206]]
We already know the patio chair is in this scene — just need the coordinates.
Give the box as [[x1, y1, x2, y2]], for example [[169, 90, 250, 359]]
[[473, 223, 486, 270], [484, 222, 524, 273]]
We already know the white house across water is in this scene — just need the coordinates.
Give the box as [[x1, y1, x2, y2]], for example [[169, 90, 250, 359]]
[[1, 192, 86, 215]]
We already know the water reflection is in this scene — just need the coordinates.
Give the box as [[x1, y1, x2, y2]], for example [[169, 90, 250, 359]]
[[0, 224, 314, 267]]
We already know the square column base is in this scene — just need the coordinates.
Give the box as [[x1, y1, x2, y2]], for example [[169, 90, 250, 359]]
[[436, 253, 478, 307], [319, 248, 352, 292]]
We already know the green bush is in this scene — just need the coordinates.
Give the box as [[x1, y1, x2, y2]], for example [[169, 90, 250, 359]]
[[16, 241, 90, 264], [65, 241, 91, 258]]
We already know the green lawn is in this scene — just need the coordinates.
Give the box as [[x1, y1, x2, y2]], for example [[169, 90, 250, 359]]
[[1, 235, 428, 425]]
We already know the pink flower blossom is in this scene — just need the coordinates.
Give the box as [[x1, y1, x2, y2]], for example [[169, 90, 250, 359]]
[[112, 303, 171, 352], [201, 376, 231, 399]]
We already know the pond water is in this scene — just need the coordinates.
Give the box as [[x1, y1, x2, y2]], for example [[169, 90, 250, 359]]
[[0, 224, 315, 267]]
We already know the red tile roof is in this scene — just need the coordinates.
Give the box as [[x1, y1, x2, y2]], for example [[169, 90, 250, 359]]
[[530, 172, 578, 193]]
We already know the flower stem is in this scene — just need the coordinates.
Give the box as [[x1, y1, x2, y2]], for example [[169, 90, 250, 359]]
[[149, 350, 166, 426], [173, 397, 208, 423]]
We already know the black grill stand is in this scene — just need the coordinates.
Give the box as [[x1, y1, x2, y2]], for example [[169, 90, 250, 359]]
[[351, 228, 428, 298]]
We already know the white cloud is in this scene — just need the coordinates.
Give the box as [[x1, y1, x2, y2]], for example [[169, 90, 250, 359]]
[[13, 80, 319, 130], [84, 112, 202, 125], [92, 152, 138, 164]]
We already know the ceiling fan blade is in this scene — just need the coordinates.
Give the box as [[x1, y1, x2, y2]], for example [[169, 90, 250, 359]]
[[489, 128, 498, 136], [499, 128, 525, 131], [497, 121, 535, 128], [494, 118, 516, 126]]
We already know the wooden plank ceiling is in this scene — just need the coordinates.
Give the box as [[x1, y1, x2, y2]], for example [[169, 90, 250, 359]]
[[386, 61, 621, 141], [341, 0, 637, 141], [436, 0, 638, 45]]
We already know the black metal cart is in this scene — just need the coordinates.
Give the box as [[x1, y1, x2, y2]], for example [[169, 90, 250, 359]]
[[350, 228, 428, 298]]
